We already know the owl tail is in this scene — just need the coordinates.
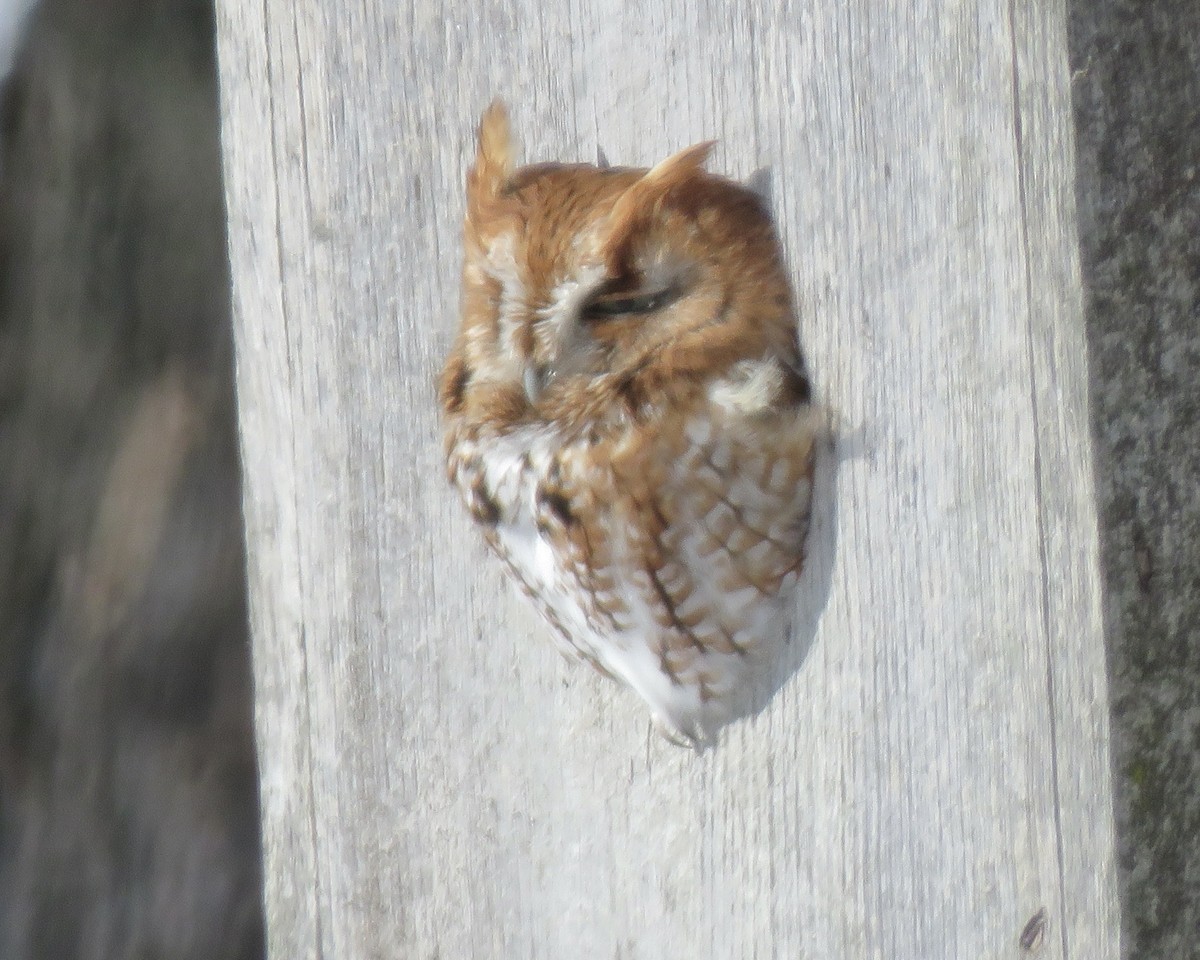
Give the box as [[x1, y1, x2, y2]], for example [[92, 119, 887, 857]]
[[467, 99, 516, 221]]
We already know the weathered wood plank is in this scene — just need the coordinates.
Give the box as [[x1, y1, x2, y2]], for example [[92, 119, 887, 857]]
[[214, 2, 1121, 957]]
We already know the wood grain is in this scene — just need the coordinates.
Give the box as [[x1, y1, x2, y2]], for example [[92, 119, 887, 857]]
[[214, 2, 1121, 956]]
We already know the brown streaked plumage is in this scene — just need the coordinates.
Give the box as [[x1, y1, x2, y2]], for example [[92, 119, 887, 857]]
[[440, 99, 822, 745]]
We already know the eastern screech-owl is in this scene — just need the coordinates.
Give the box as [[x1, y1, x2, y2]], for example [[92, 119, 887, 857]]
[[440, 101, 821, 745]]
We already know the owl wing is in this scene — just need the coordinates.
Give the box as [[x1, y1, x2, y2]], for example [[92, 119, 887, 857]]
[[461, 382, 820, 743], [592, 401, 820, 740]]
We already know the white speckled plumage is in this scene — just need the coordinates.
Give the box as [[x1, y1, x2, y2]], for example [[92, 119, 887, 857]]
[[440, 100, 822, 744]]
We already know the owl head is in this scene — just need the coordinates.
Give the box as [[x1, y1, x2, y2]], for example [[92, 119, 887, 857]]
[[442, 100, 807, 433]]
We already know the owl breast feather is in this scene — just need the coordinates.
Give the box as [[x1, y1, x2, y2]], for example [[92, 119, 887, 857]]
[[448, 394, 819, 744]]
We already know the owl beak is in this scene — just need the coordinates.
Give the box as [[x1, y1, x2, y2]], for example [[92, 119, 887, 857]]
[[523, 364, 545, 402]]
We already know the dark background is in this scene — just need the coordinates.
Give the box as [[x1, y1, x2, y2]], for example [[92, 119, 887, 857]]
[[0, 1, 1195, 957], [1070, 3, 1200, 957]]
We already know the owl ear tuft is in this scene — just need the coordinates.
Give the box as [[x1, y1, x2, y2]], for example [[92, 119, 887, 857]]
[[467, 99, 516, 221], [643, 140, 716, 189], [599, 140, 716, 271]]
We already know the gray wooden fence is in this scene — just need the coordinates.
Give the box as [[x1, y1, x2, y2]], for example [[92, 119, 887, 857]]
[[214, 2, 1121, 956]]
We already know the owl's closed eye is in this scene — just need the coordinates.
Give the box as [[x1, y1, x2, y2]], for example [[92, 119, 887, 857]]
[[440, 99, 821, 745]]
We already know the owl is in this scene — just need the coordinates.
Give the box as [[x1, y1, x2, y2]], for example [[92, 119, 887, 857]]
[[440, 100, 822, 745]]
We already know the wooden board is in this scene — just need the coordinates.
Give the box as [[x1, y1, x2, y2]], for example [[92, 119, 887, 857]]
[[214, 2, 1121, 956]]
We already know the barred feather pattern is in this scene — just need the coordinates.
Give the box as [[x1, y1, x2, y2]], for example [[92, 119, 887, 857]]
[[441, 100, 822, 744]]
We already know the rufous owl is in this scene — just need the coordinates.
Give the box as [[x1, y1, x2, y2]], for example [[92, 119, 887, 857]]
[[440, 100, 821, 745]]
